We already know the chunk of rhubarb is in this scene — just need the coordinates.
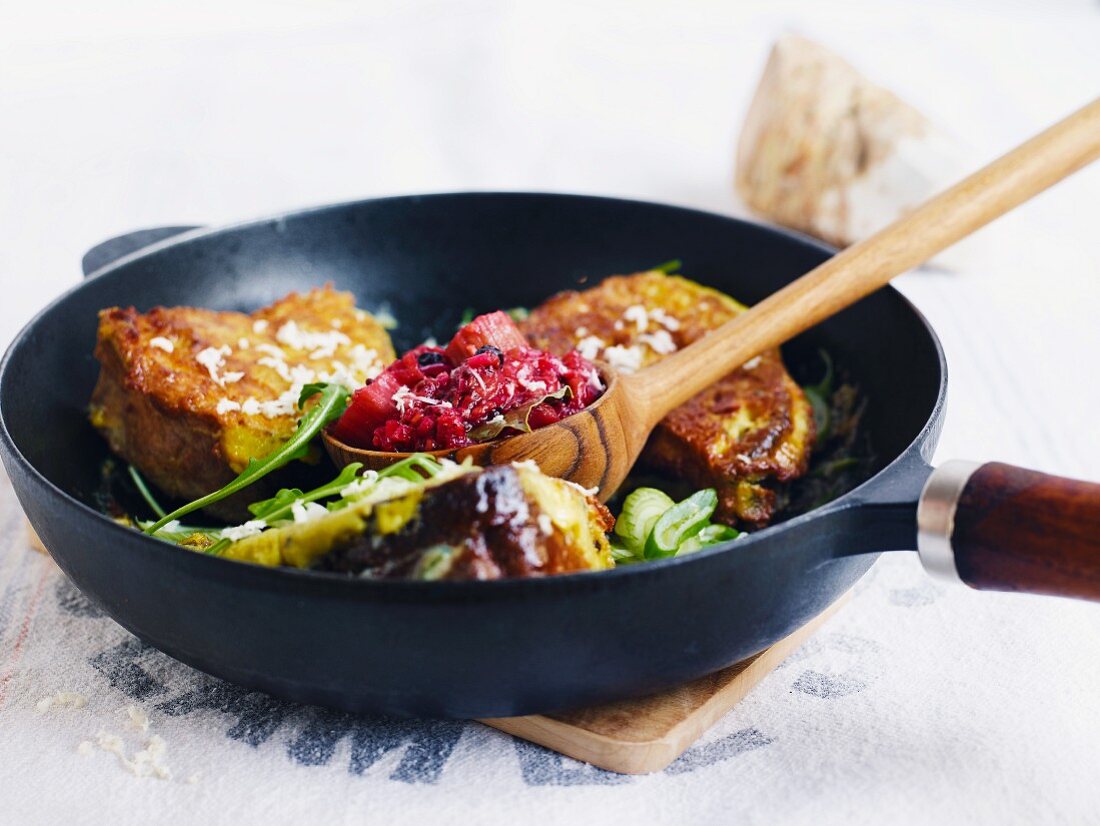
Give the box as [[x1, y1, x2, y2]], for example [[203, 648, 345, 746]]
[[445, 311, 529, 363], [328, 370, 403, 445]]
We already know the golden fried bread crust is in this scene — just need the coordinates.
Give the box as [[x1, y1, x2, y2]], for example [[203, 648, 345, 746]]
[[226, 464, 614, 579], [90, 286, 394, 518], [520, 272, 815, 527]]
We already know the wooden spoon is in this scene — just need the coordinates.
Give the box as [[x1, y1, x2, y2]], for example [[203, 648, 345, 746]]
[[325, 98, 1100, 499]]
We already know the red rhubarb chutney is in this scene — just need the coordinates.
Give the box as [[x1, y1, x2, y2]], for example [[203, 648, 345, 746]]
[[329, 311, 604, 451]]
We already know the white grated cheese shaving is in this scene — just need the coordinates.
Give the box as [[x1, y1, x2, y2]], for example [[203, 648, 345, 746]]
[[565, 479, 600, 497], [391, 385, 451, 414], [258, 356, 292, 382], [196, 345, 234, 386], [246, 363, 322, 418], [220, 520, 267, 541], [348, 344, 383, 380], [216, 399, 241, 415], [575, 335, 606, 362], [350, 476, 420, 506], [276, 320, 350, 358], [742, 356, 762, 370], [289, 363, 319, 386], [537, 513, 554, 536], [602, 344, 644, 373], [623, 304, 649, 332], [468, 369, 487, 393], [291, 500, 329, 524], [317, 361, 355, 391], [639, 329, 677, 355], [255, 343, 285, 359], [149, 337, 174, 353], [515, 365, 547, 393], [237, 338, 250, 350], [511, 459, 540, 473], [649, 308, 681, 331], [256, 392, 299, 418], [339, 470, 380, 500], [252, 319, 269, 333]]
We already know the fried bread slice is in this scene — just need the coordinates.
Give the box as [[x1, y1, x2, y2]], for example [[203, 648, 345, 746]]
[[90, 286, 395, 519], [226, 462, 615, 579], [520, 272, 815, 527]]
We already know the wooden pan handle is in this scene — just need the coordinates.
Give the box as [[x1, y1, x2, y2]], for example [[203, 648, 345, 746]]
[[630, 97, 1100, 425], [917, 461, 1100, 601]]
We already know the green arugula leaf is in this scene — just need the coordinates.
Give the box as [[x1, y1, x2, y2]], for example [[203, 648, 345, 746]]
[[804, 350, 835, 446], [127, 465, 167, 519], [136, 519, 225, 542], [297, 382, 333, 407], [206, 452, 452, 549], [806, 349, 834, 397], [376, 453, 446, 482], [143, 383, 350, 535], [205, 538, 232, 556], [247, 462, 364, 523], [246, 487, 304, 520], [652, 259, 682, 274]]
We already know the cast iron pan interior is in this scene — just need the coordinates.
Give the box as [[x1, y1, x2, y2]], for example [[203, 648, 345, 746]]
[[0, 193, 945, 717]]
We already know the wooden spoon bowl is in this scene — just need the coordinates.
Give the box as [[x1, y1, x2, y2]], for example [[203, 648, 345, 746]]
[[322, 432, 472, 473], [327, 99, 1100, 499], [321, 366, 649, 496]]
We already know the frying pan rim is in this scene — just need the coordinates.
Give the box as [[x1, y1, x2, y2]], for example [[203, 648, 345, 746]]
[[0, 190, 947, 595]]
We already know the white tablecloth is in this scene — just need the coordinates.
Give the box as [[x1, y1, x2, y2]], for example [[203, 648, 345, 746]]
[[2, 2, 1098, 823]]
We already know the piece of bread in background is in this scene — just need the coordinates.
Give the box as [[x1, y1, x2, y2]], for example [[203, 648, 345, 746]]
[[736, 34, 973, 268]]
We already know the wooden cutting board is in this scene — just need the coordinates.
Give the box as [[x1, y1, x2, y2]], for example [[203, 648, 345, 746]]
[[28, 523, 847, 775], [481, 593, 850, 774]]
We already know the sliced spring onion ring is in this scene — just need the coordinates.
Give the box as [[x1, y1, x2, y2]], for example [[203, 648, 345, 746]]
[[614, 488, 675, 554], [677, 523, 740, 554], [644, 488, 718, 559]]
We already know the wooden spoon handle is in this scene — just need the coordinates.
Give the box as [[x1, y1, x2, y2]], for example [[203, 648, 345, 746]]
[[918, 462, 1100, 601], [628, 97, 1100, 425]]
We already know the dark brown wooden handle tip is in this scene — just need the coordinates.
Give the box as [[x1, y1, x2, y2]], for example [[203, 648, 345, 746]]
[[952, 462, 1100, 601]]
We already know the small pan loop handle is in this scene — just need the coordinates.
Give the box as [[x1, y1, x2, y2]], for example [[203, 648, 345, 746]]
[[918, 461, 1100, 601], [81, 226, 201, 278]]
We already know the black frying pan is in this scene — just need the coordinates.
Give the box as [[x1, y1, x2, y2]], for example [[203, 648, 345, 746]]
[[2, 193, 1097, 719]]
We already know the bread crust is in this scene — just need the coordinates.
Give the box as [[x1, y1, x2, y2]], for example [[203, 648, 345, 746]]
[[90, 286, 395, 519], [521, 272, 815, 527]]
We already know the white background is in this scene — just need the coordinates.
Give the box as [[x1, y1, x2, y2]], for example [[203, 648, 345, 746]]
[[2, 1, 1099, 823]]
